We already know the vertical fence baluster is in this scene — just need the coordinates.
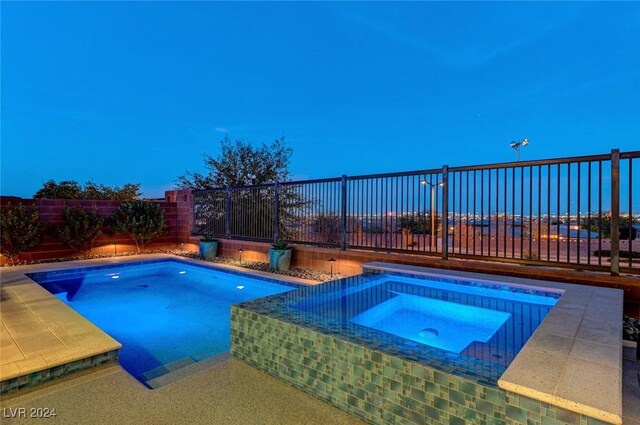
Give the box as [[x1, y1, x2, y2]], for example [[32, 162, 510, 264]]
[[442, 165, 449, 259], [273, 182, 280, 243], [611, 149, 620, 275], [225, 186, 231, 239], [341, 175, 347, 250]]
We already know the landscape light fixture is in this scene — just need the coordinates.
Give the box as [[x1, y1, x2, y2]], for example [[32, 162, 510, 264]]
[[328, 257, 336, 278], [420, 179, 443, 251], [238, 248, 244, 262], [114, 243, 117, 255], [509, 138, 529, 161]]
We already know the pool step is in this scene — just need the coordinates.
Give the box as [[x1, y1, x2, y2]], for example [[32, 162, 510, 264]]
[[138, 358, 196, 383], [141, 353, 231, 389]]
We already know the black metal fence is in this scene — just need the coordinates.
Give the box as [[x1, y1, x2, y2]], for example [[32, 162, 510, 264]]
[[193, 149, 639, 275]]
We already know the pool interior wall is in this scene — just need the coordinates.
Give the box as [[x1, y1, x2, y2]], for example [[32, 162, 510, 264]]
[[231, 305, 608, 425]]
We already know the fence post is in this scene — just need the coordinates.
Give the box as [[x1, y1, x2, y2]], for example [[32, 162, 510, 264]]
[[341, 175, 348, 250], [611, 149, 620, 276], [441, 165, 449, 260], [273, 182, 280, 243], [225, 186, 231, 239]]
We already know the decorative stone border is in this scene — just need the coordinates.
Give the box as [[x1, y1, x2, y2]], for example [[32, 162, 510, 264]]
[[1, 349, 119, 395]]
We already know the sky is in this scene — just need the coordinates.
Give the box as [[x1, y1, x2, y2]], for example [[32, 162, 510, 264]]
[[2, 2, 639, 198]]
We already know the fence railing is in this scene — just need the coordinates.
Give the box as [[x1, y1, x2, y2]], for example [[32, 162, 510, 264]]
[[192, 149, 639, 275]]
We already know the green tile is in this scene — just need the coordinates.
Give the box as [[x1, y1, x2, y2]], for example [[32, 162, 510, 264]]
[[450, 389, 466, 405], [450, 414, 466, 425], [435, 371, 449, 386], [434, 396, 449, 411], [519, 396, 541, 413], [542, 416, 567, 425], [425, 405, 441, 421], [475, 399, 494, 415], [460, 381, 477, 396], [506, 405, 526, 423]]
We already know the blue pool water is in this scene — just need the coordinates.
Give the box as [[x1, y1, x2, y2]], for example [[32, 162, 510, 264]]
[[238, 271, 560, 384], [28, 259, 296, 381]]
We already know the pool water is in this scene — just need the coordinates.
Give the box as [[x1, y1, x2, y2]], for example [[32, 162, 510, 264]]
[[28, 260, 296, 381], [351, 292, 511, 353], [239, 272, 560, 383]]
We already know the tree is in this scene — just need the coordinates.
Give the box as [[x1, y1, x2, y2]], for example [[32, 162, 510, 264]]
[[34, 180, 141, 201], [0, 203, 42, 265], [180, 136, 308, 240], [177, 136, 292, 189], [34, 180, 83, 199], [56, 205, 104, 257], [111, 202, 167, 253], [581, 215, 638, 239], [399, 214, 432, 235]]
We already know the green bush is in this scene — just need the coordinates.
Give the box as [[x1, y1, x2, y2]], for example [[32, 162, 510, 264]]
[[0, 203, 42, 264], [271, 241, 291, 250], [112, 202, 167, 253], [56, 205, 104, 257]]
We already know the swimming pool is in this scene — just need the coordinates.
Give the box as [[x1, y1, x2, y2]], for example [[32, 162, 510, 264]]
[[28, 259, 297, 384]]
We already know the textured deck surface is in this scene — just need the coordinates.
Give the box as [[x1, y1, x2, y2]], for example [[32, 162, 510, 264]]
[[0, 357, 362, 424]]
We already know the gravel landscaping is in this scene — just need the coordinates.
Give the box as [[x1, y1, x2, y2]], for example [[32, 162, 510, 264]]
[[174, 252, 344, 282], [0, 249, 343, 282]]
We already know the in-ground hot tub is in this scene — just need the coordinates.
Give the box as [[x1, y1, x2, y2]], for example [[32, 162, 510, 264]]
[[231, 262, 623, 425]]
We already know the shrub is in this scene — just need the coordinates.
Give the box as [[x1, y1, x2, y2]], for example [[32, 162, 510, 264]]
[[56, 205, 104, 257], [112, 202, 166, 253], [312, 214, 341, 244], [0, 203, 42, 264], [200, 235, 217, 242], [271, 241, 291, 250]]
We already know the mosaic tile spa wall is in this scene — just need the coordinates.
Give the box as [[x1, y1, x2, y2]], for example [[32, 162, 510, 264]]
[[0, 349, 119, 395], [231, 306, 610, 425]]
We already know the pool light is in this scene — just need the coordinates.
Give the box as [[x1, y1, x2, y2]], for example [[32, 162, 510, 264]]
[[237, 285, 245, 290], [179, 271, 186, 275], [328, 257, 336, 278]]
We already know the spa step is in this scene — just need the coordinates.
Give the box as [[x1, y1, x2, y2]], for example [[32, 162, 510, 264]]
[[138, 357, 196, 383], [143, 352, 231, 389]]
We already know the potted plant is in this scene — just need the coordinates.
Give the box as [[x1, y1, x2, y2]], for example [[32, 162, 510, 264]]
[[199, 235, 219, 260], [269, 241, 292, 271]]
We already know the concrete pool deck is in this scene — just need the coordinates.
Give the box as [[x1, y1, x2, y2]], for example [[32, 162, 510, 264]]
[[0, 356, 363, 424], [0, 254, 316, 392]]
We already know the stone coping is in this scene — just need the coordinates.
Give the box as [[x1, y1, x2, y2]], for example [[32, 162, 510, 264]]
[[0, 254, 316, 385], [362, 262, 624, 424]]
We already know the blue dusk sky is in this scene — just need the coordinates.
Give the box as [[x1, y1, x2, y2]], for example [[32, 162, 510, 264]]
[[1, 1, 639, 198]]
